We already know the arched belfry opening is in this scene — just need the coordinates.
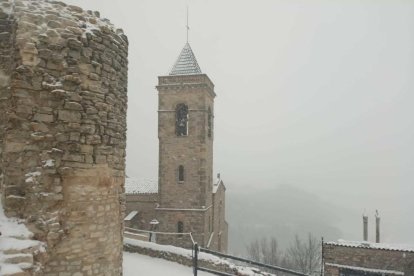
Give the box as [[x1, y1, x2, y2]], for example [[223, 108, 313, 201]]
[[176, 104, 189, 136]]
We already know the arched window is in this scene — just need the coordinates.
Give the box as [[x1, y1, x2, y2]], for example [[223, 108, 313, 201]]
[[207, 107, 212, 138], [178, 165, 184, 182], [176, 104, 188, 136], [177, 221, 184, 237]]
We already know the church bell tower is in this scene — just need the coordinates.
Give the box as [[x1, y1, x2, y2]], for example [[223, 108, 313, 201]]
[[155, 42, 216, 248]]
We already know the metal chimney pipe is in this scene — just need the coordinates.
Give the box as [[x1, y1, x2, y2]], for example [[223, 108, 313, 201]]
[[375, 210, 380, 243], [363, 214, 368, 241]]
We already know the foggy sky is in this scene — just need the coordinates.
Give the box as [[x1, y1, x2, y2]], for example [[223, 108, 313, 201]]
[[65, 0, 414, 244]]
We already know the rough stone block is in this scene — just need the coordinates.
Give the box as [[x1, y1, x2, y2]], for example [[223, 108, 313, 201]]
[[58, 110, 81, 122], [33, 113, 54, 123]]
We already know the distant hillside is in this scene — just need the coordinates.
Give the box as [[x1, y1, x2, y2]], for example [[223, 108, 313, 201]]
[[226, 185, 349, 255]]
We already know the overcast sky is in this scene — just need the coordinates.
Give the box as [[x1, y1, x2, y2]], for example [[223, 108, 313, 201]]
[[65, 0, 414, 244]]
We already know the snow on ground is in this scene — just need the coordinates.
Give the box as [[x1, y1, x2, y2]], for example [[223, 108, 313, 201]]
[[0, 199, 32, 238], [0, 196, 43, 275], [123, 252, 214, 276]]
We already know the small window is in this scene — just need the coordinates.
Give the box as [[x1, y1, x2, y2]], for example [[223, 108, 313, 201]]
[[177, 221, 184, 237], [176, 104, 188, 136], [178, 165, 184, 182]]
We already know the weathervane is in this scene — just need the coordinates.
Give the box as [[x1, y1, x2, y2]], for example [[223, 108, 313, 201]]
[[186, 6, 189, 43]]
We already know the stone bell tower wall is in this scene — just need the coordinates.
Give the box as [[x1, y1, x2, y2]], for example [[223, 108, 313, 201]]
[[0, 1, 128, 275], [157, 74, 215, 210]]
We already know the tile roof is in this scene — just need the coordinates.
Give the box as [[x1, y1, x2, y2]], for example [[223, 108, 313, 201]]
[[169, 43, 202, 75], [125, 177, 158, 194]]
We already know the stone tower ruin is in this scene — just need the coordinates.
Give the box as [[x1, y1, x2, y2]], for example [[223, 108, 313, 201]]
[[0, 0, 128, 275]]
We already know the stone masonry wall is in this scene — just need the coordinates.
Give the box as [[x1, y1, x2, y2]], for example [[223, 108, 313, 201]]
[[125, 193, 157, 230], [124, 240, 274, 276], [211, 183, 228, 253], [156, 74, 215, 249], [0, 0, 16, 194], [157, 74, 215, 210], [155, 209, 208, 249], [323, 244, 414, 276], [0, 0, 128, 275]]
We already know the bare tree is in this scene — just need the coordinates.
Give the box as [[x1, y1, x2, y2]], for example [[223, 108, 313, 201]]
[[246, 237, 281, 265], [246, 237, 282, 274], [246, 234, 321, 275], [246, 239, 261, 262], [262, 237, 281, 265], [285, 233, 321, 275]]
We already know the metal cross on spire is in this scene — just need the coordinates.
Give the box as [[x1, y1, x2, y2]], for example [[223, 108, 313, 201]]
[[186, 6, 189, 43]]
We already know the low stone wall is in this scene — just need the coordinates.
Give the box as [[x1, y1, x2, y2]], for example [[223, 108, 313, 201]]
[[323, 243, 414, 276], [123, 238, 274, 276], [124, 243, 234, 274]]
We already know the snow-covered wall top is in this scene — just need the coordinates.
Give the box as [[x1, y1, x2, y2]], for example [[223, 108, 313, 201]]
[[0, 0, 127, 42], [326, 239, 414, 253]]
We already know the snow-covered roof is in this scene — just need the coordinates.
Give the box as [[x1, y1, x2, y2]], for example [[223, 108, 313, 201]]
[[325, 239, 414, 253], [169, 43, 202, 75], [124, 211, 139, 221], [213, 174, 226, 194], [125, 177, 158, 194], [212, 178, 222, 194], [325, 263, 404, 275]]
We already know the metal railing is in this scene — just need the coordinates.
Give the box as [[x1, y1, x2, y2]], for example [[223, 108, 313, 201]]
[[192, 243, 311, 276], [124, 227, 196, 245]]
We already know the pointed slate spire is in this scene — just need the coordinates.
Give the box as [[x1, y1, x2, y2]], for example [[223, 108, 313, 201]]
[[169, 43, 202, 75]]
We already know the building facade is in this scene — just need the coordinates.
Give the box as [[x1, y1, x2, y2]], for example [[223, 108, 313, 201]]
[[125, 43, 228, 252]]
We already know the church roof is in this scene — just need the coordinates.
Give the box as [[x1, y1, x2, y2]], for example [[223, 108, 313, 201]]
[[169, 43, 202, 75], [125, 177, 158, 194]]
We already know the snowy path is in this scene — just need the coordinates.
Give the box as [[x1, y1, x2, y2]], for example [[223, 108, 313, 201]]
[[123, 252, 214, 276]]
